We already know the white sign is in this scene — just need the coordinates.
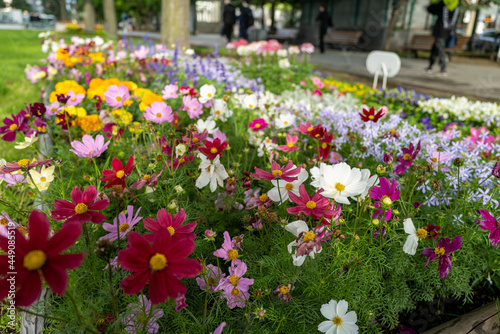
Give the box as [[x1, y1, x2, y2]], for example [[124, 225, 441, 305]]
[[366, 51, 401, 90]]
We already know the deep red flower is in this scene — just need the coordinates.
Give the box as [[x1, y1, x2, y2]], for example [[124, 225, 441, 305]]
[[52, 185, 109, 224], [182, 130, 208, 149], [425, 224, 442, 240], [102, 123, 123, 139], [118, 230, 202, 305], [309, 125, 325, 139], [359, 106, 386, 123], [55, 110, 71, 130], [287, 184, 334, 219], [143, 208, 197, 243], [0, 210, 85, 307], [394, 141, 421, 175], [251, 160, 301, 182], [100, 155, 135, 189], [317, 132, 334, 161], [0, 111, 30, 142], [421, 235, 462, 278], [198, 138, 228, 160], [27, 103, 46, 118]]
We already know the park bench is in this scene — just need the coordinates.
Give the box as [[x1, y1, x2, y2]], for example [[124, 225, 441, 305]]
[[266, 28, 299, 43], [406, 34, 468, 58], [324, 30, 363, 49]]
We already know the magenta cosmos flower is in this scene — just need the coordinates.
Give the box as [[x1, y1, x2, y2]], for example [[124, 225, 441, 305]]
[[287, 184, 335, 219], [104, 84, 130, 109], [476, 209, 500, 247], [251, 160, 302, 182], [70, 134, 110, 158], [0, 111, 30, 142], [369, 177, 400, 221], [213, 231, 240, 261], [215, 259, 254, 309], [100, 206, 143, 242], [143, 208, 197, 243], [248, 118, 268, 131], [52, 185, 109, 224], [421, 235, 462, 278], [394, 141, 421, 175], [144, 101, 173, 124]]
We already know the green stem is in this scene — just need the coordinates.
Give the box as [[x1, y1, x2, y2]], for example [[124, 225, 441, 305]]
[[66, 290, 100, 334]]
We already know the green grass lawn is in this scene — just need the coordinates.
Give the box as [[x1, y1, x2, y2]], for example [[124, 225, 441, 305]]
[[0, 29, 45, 162]]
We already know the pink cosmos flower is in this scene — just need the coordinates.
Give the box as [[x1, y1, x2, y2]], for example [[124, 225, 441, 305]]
[[46, 101, 62, 116], [425, 145, 452, 172], [206, 130, 227, 143], [132, 45, 149, 60], [99, 206, 143, 242], [421, 235, 462, 278], [162, 84, 178, 100], [476, 209, 500, 247], [143, 208, 197, 243], [278, 134, 299, 152], [0, 211, 20, 238], [251, 160, 302, 182], [70, 134, 110, 158], [0, 173, 27, 187], [213, 231, 240, 261], [311, 76, 324, 88], [394, 141, 421, 175], [369, 177, 400, 221], [196, 264, 226, 291], [215, 259, 254, 309], [329, 151, 343, 164], [298, 121, 314, 135], [175, 295, 188, 311], [466, 127, 500, 150], [287, 184, 335, 219], [65, 90, 85, 107], [104, 84, 130, 109], [211, 323, 226, 334], [182, 95, 203, 119], [144, 101, 173, 124], [130, 171, 163, 190], [248, 118, 268, 131]]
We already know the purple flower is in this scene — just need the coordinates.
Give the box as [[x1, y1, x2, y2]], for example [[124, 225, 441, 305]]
[[0, 173, 27, 187], [70, 134, 110, 158], [121, 294, 163, 333], [369, 177, 400, 221], [65, 90, 85, 107], [213, 231, 239, 261], [211, 322, 226, 334], [476, 209, 500, 247], [394, 141, 421, 174], [0, 111, 30, 142], [196, 264, 225, 291], [215, 259, 254, 309], [421, 235, 462, 278], [492, 162, 500, 179], [130, 171, 163, 190], [99, 206, 142, 242], [383, 153, 393, 164]]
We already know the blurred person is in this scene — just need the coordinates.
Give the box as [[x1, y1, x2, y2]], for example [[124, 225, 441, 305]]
[[316, 4, 333, 53], [425, 0, 459, 76], [239, 0, 254, 41], [222, 0, 237, 43]]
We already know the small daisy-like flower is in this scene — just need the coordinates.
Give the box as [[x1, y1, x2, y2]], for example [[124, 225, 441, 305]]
[[274, 284, 292, 303], [213, 231, 240, 261], [28, 165, 55, 191], [143, 101, 173, 124], [52, 185, 109, 224], [100, 206, 142, 241], [402, 218, 428, 255], [275, 113, 296, 129], [359, 106, 386, 123], [243, 94, 257, 109], [318, 299, 358, 334], [278, 134, 299, 153]]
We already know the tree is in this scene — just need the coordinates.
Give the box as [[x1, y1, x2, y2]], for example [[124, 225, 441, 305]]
[[384, 0, 406, 51], [103, 0, 117, 36], [84, 0, 96, 30], [161, 0, 190, 49], [10, 0, 32, 11]]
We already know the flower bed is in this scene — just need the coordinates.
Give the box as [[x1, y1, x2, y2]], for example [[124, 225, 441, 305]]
[[0, 34, 499, 333]]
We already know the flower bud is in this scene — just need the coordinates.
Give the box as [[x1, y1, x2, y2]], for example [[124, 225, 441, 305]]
[[174, 185, 184, 194], [372, 219, 380, 226], [453, 157, 464, 167], [204, 229, 215, 239], [376, 165, 386, 175], [383, 153, 393, 164]]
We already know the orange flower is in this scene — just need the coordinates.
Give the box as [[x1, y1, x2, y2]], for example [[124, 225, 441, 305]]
[[139, 92, 164, 111], [75, 114, 103, 132], [49, 80, 86, 103]]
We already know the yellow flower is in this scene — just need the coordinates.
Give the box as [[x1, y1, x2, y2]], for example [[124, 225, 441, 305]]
[[112, 109, 133, 126], [87, 78, 121, 100], [139, 93, 164, 112], [28, 165, 55, 191], [89, 52, 104, 63], [64, 106, 87, 118], [133, 88, 153, 99], [50, 80, 86, 103], [120, 81, 138, 93], [129, 122, 143, 134], [75, 114, 103, 132]]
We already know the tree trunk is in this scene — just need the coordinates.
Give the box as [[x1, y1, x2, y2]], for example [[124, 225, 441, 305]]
[[270, 0, 277, 33], [84, 0, 96, 31], [58, 0, 69, 21], [20, 289, 51, 334], [384, 0, 406, 51], [103, 0, 117, 37], [161, 0, 190, 49]]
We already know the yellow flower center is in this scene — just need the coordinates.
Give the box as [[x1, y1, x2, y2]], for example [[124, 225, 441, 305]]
[[9, 124, 18, 131], [167, 226, 175, 236], [74, 203, 88, 214], [416, 228, 428, 239], [381, 195, 392, 206], [287, 142, 294, 148], [40, 176, 47, 182], [285, 183, 294, 191], [0, 218, 8, 225], [143, 174, 151, 181], [216, 110, 221, 115], [228, 275, 239, 285], [228, 249, 238, 260], [431, 157, 438, 163], [321, 143, 328, 149], [116, 96, 122, 102], [434, 247, 445, 257], [18, 159, 30, 167], [179, 158, 186, 164], [23, 250, 47, 271], [119, 223, 129, 232], [248, 104, 253, 108], [71, 98, 76, 101], [88, 150, 94, 155], [335, 183, 345, 192], [192, 137, 199, 143], [208, 277, 217, 285], [259, 194, 269, 202], [272, 170, 283, 177], [303, 231, 315, 242], [116, 170, 125, 178], [279, 285, 289, 295], [207, 93, 212, 97], [156, 112, 162, 118], [305, 201, 316, 209], [333, 316, 342, 326], [254, 123, 261, 128], [390, 129, 396, 133], [307, 127, 313, 132], [210, 147, 218, 154], [18, 227, 28, 235], [231, 287, 240, 296], [149, 253, 167, 271], [284, 121, 289, 125], [368, 115, 375, 120], [403, 154, 411, 161]]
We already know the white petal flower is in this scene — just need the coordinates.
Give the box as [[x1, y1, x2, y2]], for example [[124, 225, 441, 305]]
[[243, 94, 257, 109], [196, 117, 218, 135], [195, 154, 228, 192], [28, 165, 55, 192], [403, 218, 423, 255], [318, 162, 368, 205], [275, 113, 296, 129], [268, 169, 308, 202], [15, 133, 39, 150], [210, 99, 232, 122], [318, 299, 358, 334], [199, 84, 216, 104]]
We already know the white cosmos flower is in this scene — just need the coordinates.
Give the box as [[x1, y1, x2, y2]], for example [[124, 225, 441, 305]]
[[199, 84, 216, 104], [175, 143, 188, 157], [318, 162, 368, 205], [28, 165, 55, 191], [275, 113, 296, 129], [15, 133, 39, 150], [268, 169, 308, 203], [243, 94, 257, 109], [195, 153, 228, 192], [285, 220, 320, 266], [403, 218, 427, 255], [310, 163, 328, 189], [210, 99, 233, 121], [359, 169, 379, 200], [196, 117, 218, 134], [318, 299, 358, 334]]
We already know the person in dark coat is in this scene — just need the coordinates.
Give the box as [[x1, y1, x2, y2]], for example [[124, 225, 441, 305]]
[[239, 0, 254, 41], [316, 4, 332, 53], [425, 0, 459, 75], [222, 0, 237, 43]]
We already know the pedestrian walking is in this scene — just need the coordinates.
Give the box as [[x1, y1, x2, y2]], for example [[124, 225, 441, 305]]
[[222, 0, 237, 43], [316, 4, 332, 54], [425, 0, 459, 76], [239, 0, 254, 42]]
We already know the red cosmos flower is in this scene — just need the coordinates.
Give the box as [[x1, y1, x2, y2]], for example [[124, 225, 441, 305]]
[[394, 141, 421, 175], [0, 210, 85, 307], [143, 208, 197, 243], [103, 123, 124, 139], [287, 184, 334, 219], [180, 86, 198, 97], [251, 160, 302, 182], [309, 125, 325, 139], [198, 138, 228, 160], [100, 155, 135, 189], [426, 224, 442, 240], [166, 155, 194, 169], [317, 132, 334, 161], [52, 185, 109, 224], [0, 111, 30, 142], [359, 106, 386, 123], [0, 158, 53, 175], [118, 230, 203, 305]]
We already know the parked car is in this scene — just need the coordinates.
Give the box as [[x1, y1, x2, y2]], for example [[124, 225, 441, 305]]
[[473, 29, 500, 53]]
